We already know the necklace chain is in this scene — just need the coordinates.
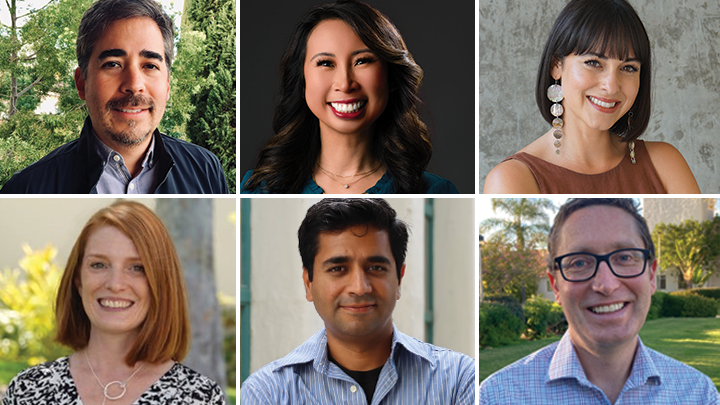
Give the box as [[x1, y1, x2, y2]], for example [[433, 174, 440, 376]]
[[84, 350, 145, 405], [317, 162, 381, 179], [316, 163, 382, 189]]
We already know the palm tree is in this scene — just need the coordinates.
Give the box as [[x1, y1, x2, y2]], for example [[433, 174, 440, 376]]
[[480, 198, 556, 250]]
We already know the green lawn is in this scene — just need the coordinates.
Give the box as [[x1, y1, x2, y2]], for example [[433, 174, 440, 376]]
[[639, 317, 720, 391], [479, 317, 720, 391]]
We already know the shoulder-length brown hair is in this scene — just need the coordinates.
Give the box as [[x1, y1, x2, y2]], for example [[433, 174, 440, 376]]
[[55, 201, 189, 365]]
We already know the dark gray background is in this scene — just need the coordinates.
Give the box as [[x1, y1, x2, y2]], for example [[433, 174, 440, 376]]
[[240, 0, 475, 194]]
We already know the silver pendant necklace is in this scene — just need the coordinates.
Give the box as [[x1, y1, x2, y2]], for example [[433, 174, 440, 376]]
[[84, 350, 145, 404]]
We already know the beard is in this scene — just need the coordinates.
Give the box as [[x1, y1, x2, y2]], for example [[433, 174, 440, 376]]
[[103, 93, 156, 146]]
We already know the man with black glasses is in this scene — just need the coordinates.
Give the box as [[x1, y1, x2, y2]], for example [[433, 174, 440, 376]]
[[479, 198, 719, 405]]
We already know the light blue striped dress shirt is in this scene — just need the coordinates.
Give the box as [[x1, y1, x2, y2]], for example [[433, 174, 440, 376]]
[[241, 325, 475, 404], [479, 331, 720, 404]]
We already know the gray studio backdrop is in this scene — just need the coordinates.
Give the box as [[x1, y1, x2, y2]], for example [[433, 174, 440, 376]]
[[240, 0, 475, 194], [479, 0, 720, 193]]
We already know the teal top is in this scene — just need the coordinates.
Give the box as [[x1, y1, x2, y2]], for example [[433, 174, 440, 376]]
[[240, 170, 458, 194]]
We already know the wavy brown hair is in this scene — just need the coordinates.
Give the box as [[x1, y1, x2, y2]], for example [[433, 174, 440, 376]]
[[55, 201, 189, 366], [243, 0, 431, 194]]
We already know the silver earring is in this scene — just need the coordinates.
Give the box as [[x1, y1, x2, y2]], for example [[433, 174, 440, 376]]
[[628, 111, 636, 164], [547, 80, 564, 154]]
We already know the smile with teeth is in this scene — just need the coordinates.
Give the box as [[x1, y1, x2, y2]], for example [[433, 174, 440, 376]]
[[590, 302, 625, 314], [99, 299, 133, 309], [330, 100, 366, 113], [588, 96, 618, 109], [116, 108, 146, 113]]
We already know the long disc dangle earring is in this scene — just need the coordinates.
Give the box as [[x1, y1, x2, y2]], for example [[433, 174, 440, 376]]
[[547, 81, 564, 154]]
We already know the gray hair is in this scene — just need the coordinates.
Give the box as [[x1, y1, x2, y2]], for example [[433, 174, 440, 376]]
[[76, 0, 174, 78]]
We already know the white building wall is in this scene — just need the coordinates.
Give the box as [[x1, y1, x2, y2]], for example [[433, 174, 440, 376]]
[[643, 198, 714, 233], [433, 198, 475, 358], [537, 275, 555, 301], [643, 198, 716, 290]]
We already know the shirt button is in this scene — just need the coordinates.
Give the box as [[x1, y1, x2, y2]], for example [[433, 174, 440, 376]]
[[113, 155, 120, 162], [350, 385, 357, 393], [129, 183, 135, 190]]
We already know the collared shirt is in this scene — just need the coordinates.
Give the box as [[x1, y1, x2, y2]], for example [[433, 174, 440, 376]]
[[479, 331, 720, 405], [92, 131, 158, 194], [241, 325, 475, 404]]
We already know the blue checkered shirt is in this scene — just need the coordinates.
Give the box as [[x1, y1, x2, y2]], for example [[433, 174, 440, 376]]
[[479, 331, 720, 404], [241, 325, 475, 404]]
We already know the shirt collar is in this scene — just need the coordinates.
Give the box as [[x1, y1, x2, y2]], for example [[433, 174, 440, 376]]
[[271, 324, 435, 374], [91, 130, 156, 170], [547, 331, 661, 388]]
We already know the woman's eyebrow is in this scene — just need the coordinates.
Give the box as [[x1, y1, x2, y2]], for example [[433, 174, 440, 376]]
[[584, 51, 640, 63], [309, 48, 374, 61]]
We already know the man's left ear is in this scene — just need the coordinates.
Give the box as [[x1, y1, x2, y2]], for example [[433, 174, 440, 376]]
[[74, 67, 86, 100], [649, 258, 657, 294], [396, 264, 406, 300], [302, 267, 313, 303]]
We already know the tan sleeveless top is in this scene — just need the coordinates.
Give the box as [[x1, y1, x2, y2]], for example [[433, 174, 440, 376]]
[[502, 140, 666, 194]]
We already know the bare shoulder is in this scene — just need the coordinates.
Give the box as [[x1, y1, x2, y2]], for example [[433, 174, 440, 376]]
[[484, 159, 540, 194], [644, 141, 701, 193]]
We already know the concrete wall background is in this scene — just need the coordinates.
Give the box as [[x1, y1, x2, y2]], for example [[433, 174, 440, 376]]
[[0, 198, 236, 298], [479, 0, 720, 193], [246, 198, 475, 375]]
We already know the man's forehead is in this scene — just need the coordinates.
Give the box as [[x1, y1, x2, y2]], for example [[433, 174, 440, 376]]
[[316, 225, 392, 251], [558, 205, 642, 251], [93, 17, 164, 53]]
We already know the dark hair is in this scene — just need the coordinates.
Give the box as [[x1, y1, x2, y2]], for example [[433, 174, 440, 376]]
[[547, 198, 655, 269], [77, 0, 175, 78], [56, 201, 189, 366], [298, 198, 409, 281], [244, 0, 432, 194], [536, 0, 651, 142]]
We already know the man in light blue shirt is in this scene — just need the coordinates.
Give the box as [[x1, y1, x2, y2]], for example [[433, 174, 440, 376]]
[[241, 199, 475, 404], [479, 198, 720, 405]]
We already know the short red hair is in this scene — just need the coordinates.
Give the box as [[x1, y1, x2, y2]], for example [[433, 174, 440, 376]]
[[55, 201, 189, 365]]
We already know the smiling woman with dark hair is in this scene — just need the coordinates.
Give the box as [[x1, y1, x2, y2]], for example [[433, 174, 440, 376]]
[[241, 0, 457, 194], [484, 0, 700, 194]]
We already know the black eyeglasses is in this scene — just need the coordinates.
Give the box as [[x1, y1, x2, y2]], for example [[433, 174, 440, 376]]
[[554, 248, 651, 282]]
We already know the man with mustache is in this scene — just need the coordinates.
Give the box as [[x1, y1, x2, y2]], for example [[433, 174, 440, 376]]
[[0, 0, 228, 194], [479, 198, 719, 405], [241, 198, 475, 404]]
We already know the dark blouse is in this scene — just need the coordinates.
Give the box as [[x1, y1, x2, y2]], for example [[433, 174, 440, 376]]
[[241, 170, 459, 194]]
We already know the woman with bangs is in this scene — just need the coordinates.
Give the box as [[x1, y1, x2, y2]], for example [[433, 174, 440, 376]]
[[241, 0, 458, 194], [2, 201, 224, 404], [484, 0, 700, 194]]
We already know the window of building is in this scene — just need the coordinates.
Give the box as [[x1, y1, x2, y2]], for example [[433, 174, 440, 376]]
[[657, 274, 666, 290]]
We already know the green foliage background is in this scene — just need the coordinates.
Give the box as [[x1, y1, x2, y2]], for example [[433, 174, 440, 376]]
[[0, 245, 70, 365], [0, 0, 237, 192]]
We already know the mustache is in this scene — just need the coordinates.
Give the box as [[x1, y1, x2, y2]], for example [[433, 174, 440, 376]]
[[106, 94, 154, 111]]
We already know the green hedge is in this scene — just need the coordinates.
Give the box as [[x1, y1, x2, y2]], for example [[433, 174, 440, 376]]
[[688, 287, 720, 301], [479, 303, 522, 348], [650, 290, 719, 319], [483, 294, 525, 326], [523, 296, 566, 340]]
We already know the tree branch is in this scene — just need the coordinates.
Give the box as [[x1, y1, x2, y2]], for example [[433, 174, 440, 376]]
[[17, 0, 54, 20], [16, 77, 42, 98]]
